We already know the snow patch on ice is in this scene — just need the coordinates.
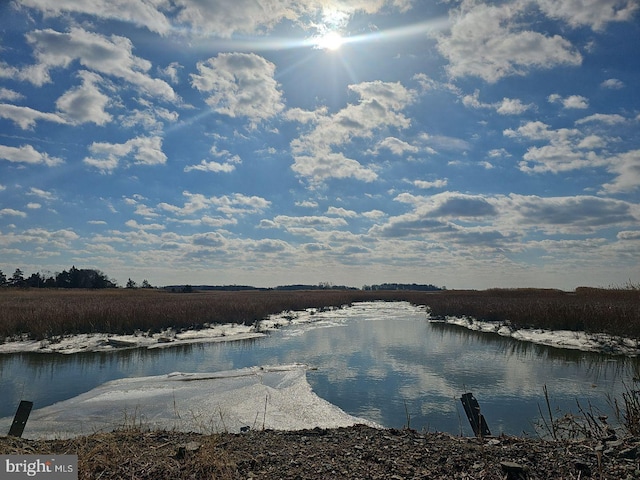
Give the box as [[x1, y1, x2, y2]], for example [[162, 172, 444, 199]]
[[430, 315, 640, 356], [1, 364, 379, 439], [0, 323, 265, 354]]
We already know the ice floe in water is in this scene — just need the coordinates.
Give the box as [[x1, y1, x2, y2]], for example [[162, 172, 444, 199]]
[[2, 364, 378, 439]]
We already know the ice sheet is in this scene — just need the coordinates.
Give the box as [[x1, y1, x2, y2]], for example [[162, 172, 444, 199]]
[[431, 315, 640, 356], [1, 364, 378, 439], [0, 323, 265, 354]]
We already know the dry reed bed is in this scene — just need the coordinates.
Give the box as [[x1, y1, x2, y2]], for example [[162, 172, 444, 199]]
[[0, 288, 639, 342]]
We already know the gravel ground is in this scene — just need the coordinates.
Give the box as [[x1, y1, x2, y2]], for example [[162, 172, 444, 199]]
[[2, 424, 640, 479]]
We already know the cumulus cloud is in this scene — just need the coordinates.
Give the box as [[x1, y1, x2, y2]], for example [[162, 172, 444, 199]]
[[373, 191, 638, 244], [24, 27, 177, 100], [503, 194, 637, 234], [496, 98, 534, 115], [0, 88, 24, 101], [374, 137, 419, 155], [602, 150, 640, 193], [0, 208, 27, 218], [327, 206, 358, 217], [158, 191, 270, 218], [575, 113, 627, 125], [19, 0, 415, 40], [27, 187, 57, 201], [0, 103, 67, 129], [83, 136, 167, 173], [290, 81, 415, 184], [534, 0, 638, 31], [0, 144, 63, 166], [191, 53, 284, 127], [504, 121, 611, 173], [601, 78, 625, 89], [125, 219, 166, 231], [462, 90, 534, 115], [413, 179, 448, 189], [119, 105, 179, 134], [55, 71, 112, 125], [436, 2, 582, 82], [184, 145, 241, 173], [548, 94, 589, 109], [184, 160, 236, 173], [18, 0, 173, 35], [272, 215, 348, 229]]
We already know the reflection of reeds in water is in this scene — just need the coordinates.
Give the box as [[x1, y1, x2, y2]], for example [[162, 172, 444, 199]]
[[429, 321, 640, 383]]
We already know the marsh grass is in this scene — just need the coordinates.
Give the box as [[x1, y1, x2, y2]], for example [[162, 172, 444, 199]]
[[0, 287, 639, 342]]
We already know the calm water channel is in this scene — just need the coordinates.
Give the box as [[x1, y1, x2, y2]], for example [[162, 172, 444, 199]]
[[1, 301, 637, 436]]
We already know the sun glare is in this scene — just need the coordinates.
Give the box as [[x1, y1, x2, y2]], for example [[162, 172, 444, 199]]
[[315, 31, 344, 50]]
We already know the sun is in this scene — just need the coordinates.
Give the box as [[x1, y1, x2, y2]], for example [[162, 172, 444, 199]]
[[315, 31, 344, 51]]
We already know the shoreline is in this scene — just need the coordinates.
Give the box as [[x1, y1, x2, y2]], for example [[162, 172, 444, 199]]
[[430, 315, 640, 356], [1, 300, 638, 356]]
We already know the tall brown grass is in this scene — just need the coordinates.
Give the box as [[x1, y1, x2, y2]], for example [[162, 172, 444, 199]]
[[0, 287, 639, 342]]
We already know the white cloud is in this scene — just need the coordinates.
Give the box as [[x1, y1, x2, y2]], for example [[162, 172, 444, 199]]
[[0, 208, 27, 218], [183, 145, 242, 173], [506, 121, 609, 173], [0, 144, 63, 166], [437, 2, 582, 82], [18, 0, 173, 35], [0, 88, 24, 101], [535, 0, 638, 31], [413, 179, 448, 189], [362, 210, 386, 219], [503, 194, 637, 234], [159, 62, 182, 84], [295, 200, 319, 208], [25, 27, 177, 100], [496, 97, 533, 115], [83, 136, 167, 173], [602, 150, 640, 193], [548, 94, 589, 109], [119, 106, 179, 134], [375, 137, 419, 155], [564, 95, 589, 109], [374, 191, 637, 242], [191, 53, 284, 127], [125, 219, 166, 231], [326, 207, 357, 217], [290, 81, 414, 183], [27, 187, 57, 201], [463, 90, 534, 115], [0, 103, 67, 129], [272, 215, 348, 229], [575, 113, 627, 125], [601, 78, 625, 89], [158, 191, 270, 218], [488, 148, 511, 158], [55, 71, 112, 125], [184, 160, 236, 173]]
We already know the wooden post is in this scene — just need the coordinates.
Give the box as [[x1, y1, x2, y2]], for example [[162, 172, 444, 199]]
[[460, 392, 491, 437], [8, 400, 33, 437]]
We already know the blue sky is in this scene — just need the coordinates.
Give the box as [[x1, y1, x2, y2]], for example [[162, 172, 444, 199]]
[[0, 0, 638, 289]]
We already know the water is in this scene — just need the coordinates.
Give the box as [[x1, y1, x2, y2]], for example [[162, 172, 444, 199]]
[[1, 301, 637, 436]]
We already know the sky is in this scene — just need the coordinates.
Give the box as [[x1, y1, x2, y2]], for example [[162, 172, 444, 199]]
[[0, 0, 638, 290]]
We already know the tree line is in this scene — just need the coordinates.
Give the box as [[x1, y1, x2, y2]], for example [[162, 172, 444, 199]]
[[0, 266, 119, 289]]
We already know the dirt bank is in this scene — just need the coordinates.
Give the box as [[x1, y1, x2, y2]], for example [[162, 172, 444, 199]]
[[2, 424, 639, 479]]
